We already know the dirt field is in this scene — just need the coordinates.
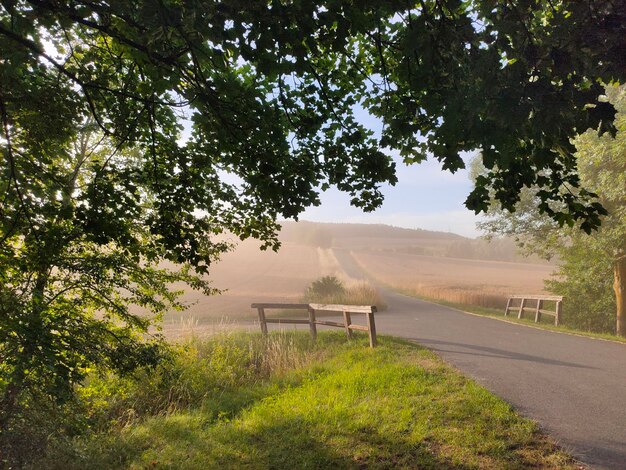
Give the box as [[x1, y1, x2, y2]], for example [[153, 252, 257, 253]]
[[160, 222, 556, 336], [350, 249, 554, 309], [162, 240, 344, 336]]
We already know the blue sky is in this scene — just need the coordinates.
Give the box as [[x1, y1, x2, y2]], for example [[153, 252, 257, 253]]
[[301, 151, 483, 238]]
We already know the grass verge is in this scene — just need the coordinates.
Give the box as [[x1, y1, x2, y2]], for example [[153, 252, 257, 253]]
[[39, 331, 581, 469], [395, 288, 626, 344]]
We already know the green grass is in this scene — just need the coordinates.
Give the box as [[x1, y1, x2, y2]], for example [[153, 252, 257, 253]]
[[39, 331, 579, 469], [397, 289, 626, 344]]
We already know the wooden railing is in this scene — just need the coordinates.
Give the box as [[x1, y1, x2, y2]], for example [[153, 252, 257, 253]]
[[504, 295, 563, 326], [251, 303, 378, 347]]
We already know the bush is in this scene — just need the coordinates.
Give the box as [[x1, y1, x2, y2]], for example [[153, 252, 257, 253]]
[[545, 243, 615, 333], [20, 332, 326, 468], [303, 276, 386, 310], [0, 390, 88, 469], [78, 332, 321, 430], [305, 276, 345, 299]]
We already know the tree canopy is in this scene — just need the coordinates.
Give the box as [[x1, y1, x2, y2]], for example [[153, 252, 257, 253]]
[[1, 0, 626, 461], [2, 1, 625, 240], [476, 85, 626, 335]]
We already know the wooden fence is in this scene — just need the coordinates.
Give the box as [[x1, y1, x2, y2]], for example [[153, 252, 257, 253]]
[[251, 303, 378, 347], [504, 295, 563, 326]]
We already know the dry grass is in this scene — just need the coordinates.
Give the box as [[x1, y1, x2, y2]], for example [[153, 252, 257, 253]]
[[163, 316, 252, 341], [351, 250, 554, 309], [338, 282, 387, 310], [303, 280, 387, 310], [404, 286, 507, 309]]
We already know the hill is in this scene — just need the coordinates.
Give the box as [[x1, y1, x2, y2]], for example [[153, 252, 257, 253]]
[[279, 220, 464, 242], [279, 220, 546, 263]]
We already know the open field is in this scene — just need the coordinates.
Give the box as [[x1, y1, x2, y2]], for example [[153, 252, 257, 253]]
[[350, 249, 554, 309], [161, 222, 555, 336], [162, 239, 368, 337], [334, 236, 459, 255], [163, 240, 322, 334]]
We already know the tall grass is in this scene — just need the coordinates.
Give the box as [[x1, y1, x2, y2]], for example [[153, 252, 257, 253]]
[[403, 285, 507, 309], [37, 332, 580, 470], [77, 331, 326, 432]]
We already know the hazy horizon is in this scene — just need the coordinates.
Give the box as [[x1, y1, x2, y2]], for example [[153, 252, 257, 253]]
[[298, 157, 484, 238], [299, 106, 484, 238]]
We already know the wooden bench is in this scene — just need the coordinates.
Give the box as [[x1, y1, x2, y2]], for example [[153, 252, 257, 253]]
[[504, 295, 563, 326], [251, 303, 378, 347]]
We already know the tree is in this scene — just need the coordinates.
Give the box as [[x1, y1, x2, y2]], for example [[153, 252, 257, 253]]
[[544, 242, 615, 333], [365, 0, 625, 231], [477, 85, 626, 335], [1, 0, 626, 460], [573, 85, 626, 335], [0, 125, 224, 463], [0, 2, 399, 458]]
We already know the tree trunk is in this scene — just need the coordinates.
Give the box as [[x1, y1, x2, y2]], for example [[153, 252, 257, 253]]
[[614, 257, 626, 337]]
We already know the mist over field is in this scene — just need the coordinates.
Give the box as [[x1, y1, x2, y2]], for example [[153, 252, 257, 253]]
[[163, 221, 554, 336]]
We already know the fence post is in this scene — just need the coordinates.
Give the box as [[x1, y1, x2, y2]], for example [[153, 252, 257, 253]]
[[504, 297, 512, 316], [518, 298, 526, 319], [366, 308, 377, 348], [308, 306, 317, 341], [257, 307, 268, 335], [343, 309, 353, 339], [534, 299, 543, 323], [555, 301, 562, 326]]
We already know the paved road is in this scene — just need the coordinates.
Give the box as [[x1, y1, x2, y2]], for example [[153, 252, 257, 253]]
[[332, 249, 626, 469]]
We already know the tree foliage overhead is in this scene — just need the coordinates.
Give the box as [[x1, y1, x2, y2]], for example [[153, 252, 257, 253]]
[[2, 0, 400, 251], [366, 0, 625, 232], [476, 85, 626, 335], [1, 1, 625, 239], [1, 0, 626, 461]]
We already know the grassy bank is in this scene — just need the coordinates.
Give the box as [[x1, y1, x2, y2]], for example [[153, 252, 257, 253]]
[[350, 253, 624, 343], [39, 331, 579, 469], [402, 292, 626, 344]]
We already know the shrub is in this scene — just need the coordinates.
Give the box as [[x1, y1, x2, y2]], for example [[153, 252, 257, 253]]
[[78, 332, 321, 429], [545, 243, 615, 333], [22, 332, 327, 467], [303, 276, 386, 310], [305, 276, 345, 300]]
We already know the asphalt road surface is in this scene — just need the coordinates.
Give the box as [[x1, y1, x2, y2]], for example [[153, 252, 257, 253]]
[[329, 249, 626, 469]]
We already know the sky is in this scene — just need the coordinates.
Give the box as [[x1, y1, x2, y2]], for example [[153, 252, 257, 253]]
[[301, 153, 483, 238], [300, 104, 484, 238]]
